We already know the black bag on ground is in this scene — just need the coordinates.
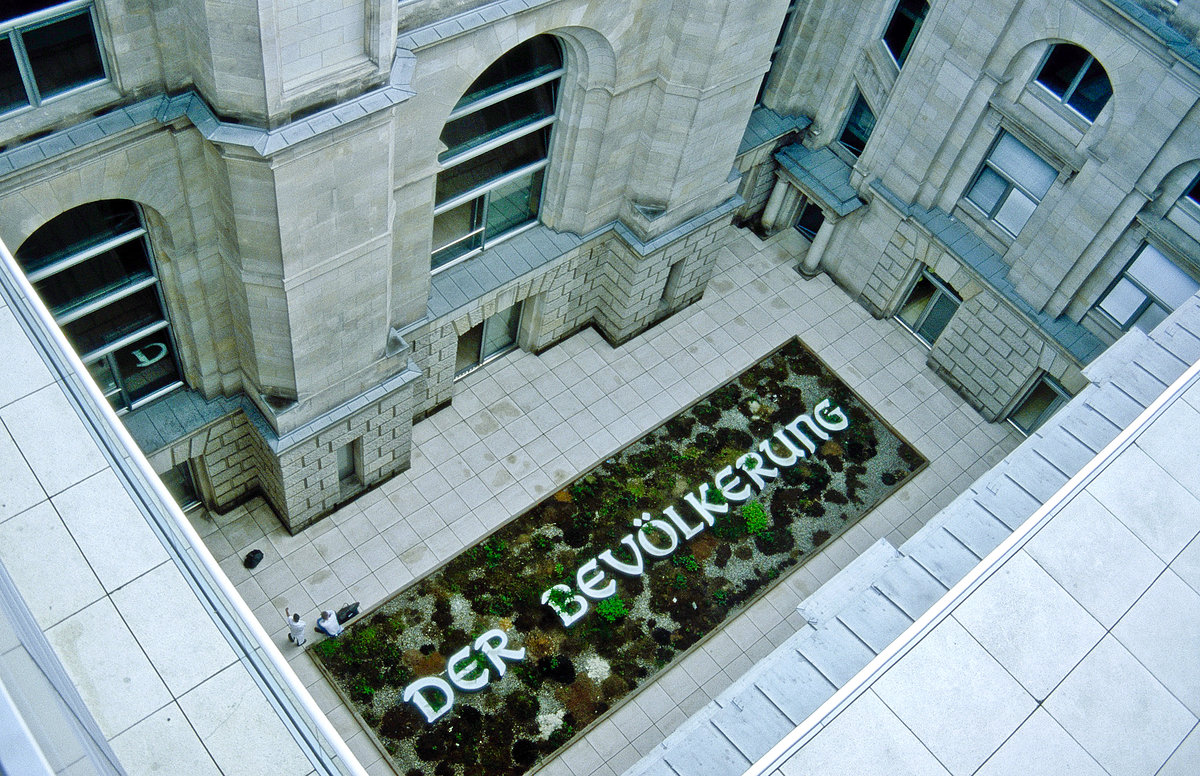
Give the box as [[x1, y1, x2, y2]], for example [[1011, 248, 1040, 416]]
[[336, 602, 360, 624], [243, 549, 264, 569]]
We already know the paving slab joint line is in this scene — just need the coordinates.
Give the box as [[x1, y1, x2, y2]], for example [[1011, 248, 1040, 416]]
[[740, 355, 1200, 776]]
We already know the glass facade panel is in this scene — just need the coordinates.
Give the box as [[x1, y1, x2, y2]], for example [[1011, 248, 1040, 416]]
[[1096, 244, 1199, 332], [918, 292, 958, 343], [1097, 277, 1145, 328], [22, 9, 104, 98], [440, 82, 556, 160], [485, 169, 542, 239], [839, 93, 876, 156], [966, 167, 1006, 213], [1035, 44, 1111, 122], [15, 201, 181, 411], [994, 190, 1037, 234], [431, 199, 484, 269], [882, 0, 929, 68], [0, 37, 28, 112], [434, 35, 561, 270]]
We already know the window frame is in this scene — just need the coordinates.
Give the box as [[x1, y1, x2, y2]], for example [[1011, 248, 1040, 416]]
[[895, 267, 961, 346], [454, 300, 524, 378], [1032, 44, 1111, 124], [432, 37, 563, 274], [0, 0, 109, 116], [755, 0, 800, 107], [1008, 374, 1070, 435], [837, 90, 876, 158], [964, 131, 1058, 238], [16, 201, 184, 413], [881, 0, 930, 69], [1094, 242, 1200, 333]]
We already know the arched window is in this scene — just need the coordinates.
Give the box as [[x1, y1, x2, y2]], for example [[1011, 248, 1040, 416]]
[[432, 35, 563, 271], [1034, 44, 1111, 122], [15, 200, 183, 411]]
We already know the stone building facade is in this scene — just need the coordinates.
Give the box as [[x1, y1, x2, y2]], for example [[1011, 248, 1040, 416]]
[[1, 0, 1197, 529]]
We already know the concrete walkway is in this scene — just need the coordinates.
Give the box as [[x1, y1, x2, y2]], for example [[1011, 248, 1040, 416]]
[[187, 225, 1021, 776]]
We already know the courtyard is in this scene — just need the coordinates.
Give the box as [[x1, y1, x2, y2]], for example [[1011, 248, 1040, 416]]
[[187, 225, 1020, 776]]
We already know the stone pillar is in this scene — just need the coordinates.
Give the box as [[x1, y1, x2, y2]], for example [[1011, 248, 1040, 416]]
[[760, 177, 793, 233], [800, 215, 835, 276]]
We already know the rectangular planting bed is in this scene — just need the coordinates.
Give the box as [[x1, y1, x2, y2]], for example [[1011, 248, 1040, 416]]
[[313, 338, 925, 776]]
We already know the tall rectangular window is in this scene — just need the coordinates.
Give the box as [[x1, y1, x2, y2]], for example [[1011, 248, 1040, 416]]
[[1009, 375, 1069, 435], [433, 36, 562, 272], [0, 1, 107, 115], [455, 301, 523, 377], [756, 0, 800, 106], [1095, 244, 1199, 332], [838, 92, 876, 157], [965, 132, 1057, 237], [882, 0, 929, 68], [897, 269, 960, 345]]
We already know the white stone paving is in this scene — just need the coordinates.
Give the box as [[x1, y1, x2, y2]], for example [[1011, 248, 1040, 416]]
[[765, 369, 1200, 776], [192, 226, 1021, 776]]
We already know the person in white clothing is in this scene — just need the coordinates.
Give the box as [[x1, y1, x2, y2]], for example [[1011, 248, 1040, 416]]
[[315, 610, 344, 638], [284, 607, 306, 646]]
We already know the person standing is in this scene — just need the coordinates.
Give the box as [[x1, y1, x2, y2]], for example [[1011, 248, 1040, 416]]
[[284, 607, 306, 646]]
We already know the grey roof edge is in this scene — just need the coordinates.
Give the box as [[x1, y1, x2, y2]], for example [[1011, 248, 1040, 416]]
[[0, 52, 418, 172], [428, 196, 741, 320], [396, 0, 560, 50], [268, 360, 422, 452], [736, 106, 812, 157], [775, 145, 862, 217], [1105, 0, 1200, 71], [868, 179, 1105, 365]]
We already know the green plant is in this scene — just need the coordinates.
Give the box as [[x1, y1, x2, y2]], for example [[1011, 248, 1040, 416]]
[[672, 572, 689, 590], [743, 500, 770, 535], [672, 553, 699, 572], [596, 596, 628, 622], [546, 586, 576, 610], [484, 537, 507, 567], [713, 589, 729, 606]]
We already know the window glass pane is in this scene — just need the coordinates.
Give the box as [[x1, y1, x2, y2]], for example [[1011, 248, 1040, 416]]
[[967, 167, 1006, 214], [32, 239, 153, 316], [838, 94, 875, 156], [1127, 245, 1200, 309], [917, 292, 958, 343], [441, 81, 556, 160], [1036, 44, 1088, 99], [0, 36, 29, 113], [484, 169, 542, 240], [454, 35, 561, 111], [898, 276, 935, 330], [481, 302, 521, 359], [1010, 380, 1063, 433], [1187, 177, 1200, 206], [435, 128, 548, 204], [431, 198, 483, 269], [15, 200, 141, 275], [111, 331, 179, 404], [160, 462, 200, 509], [455, 323, 483, 374], [23, 10, 104, 99], [794, 202, 825, 239], [1134, 302, 1168, 332], [85, 355, 119, 397], [882, 0, 928, 67], [1097, 277, 1147, 328], [991, 134, 1056, 199], [994, 189, 1037, 234], [62, 286, 165, 354], [1068, 59, 1112, 121]]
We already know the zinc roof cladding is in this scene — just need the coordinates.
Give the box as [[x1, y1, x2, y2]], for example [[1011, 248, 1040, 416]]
[[870, 180, 1105, 365], [737, 107, 812, 156], [774, 143, 862, 217]]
